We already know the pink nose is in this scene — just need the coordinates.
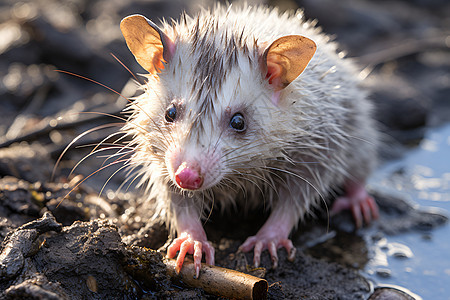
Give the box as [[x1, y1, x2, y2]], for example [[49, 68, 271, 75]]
[[175, 163, 203, 190]]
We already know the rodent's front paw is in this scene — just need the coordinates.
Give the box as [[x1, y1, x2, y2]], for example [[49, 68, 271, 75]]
[[166, 232, 215, 279], [239, 234, 296, 269]]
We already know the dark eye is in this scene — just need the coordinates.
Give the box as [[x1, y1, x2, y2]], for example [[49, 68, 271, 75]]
[[165, 104, 177, 122], [229, 113, 246, 132]]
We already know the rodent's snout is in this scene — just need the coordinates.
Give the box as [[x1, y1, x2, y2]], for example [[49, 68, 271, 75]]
[[174, 162, 204, 190], [167, 145, 222, 191]]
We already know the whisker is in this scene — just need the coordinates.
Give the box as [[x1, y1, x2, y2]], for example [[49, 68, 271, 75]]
[[98, 157, 132, 200], [203, 191, 215, 226], [52, 122, 125, 180], [56, 70, 132, 103], [262, 166, 328, 214], [56, 69, 157, 129], [70, 145, 132, 177], [58, 158, 130, 208], [78, 110, 128, 121], [110, 53, 140, 82]]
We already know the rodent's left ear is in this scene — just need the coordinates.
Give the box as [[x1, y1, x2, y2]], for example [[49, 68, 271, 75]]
[[120, 15, 175, 74], [262, 35, 316, 91]]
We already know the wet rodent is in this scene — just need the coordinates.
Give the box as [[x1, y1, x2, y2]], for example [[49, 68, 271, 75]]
[[119, 4, 379, 277]]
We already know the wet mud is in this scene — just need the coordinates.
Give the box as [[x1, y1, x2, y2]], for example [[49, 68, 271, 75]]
[[1, 175, 446, 299]]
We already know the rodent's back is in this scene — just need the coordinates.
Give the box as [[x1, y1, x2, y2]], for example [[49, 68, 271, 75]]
[[193, 5, 379, 192]]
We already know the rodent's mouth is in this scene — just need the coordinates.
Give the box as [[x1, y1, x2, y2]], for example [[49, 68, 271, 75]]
[[172, 175, 218, 192]]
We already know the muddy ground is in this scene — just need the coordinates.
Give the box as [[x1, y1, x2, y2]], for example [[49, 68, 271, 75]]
[[0, 0, 449, 299]]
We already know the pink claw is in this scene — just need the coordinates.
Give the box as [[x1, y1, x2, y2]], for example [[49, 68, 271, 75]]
[[166, 232, 214, 279], [239, 206, 297, 268], [240, 235, 296, 268], [331, 181, 379, 228]]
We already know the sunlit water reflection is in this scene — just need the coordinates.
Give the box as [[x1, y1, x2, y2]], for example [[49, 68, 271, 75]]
[[367, 123, 450, 299]]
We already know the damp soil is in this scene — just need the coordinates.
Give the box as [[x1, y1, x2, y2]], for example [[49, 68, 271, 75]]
[[1, 175, 446, 299], [1, 0, 449, 299]]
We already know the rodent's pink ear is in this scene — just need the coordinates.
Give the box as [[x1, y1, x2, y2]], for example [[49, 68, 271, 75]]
[[263, 35, 316, 91], [120, 15, 174, 74]]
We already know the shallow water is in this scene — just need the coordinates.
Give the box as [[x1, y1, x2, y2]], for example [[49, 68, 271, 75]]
[[367, 123, 450, 299]]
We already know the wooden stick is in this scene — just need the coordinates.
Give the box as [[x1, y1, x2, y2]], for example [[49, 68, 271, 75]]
[[165, 258, 268, 300]]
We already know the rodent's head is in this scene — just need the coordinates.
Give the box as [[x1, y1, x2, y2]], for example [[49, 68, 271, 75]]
[[120, 14, 316, 192]]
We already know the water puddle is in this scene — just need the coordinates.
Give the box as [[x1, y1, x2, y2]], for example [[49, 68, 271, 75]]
[[367, 123, 450, 299]]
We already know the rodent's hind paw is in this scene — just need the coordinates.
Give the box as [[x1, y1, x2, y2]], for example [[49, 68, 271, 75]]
[[331, 183, 379, 228], [166, 232, 215, 279], [239, 236, 296, 268]]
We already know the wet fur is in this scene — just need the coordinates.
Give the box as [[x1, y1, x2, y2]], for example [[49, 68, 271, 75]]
[[121, 5, 378, 234]]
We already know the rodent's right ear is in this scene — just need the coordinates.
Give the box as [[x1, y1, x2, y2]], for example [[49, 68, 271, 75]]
[[120, 15, 175, 74]]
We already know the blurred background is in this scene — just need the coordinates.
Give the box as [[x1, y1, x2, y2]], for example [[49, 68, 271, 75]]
[[0, 0, 449, 298]]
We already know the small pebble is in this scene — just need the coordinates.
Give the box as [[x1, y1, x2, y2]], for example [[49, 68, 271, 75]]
[[376, 268, 392, 278], [368, 286, 418, 300]]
